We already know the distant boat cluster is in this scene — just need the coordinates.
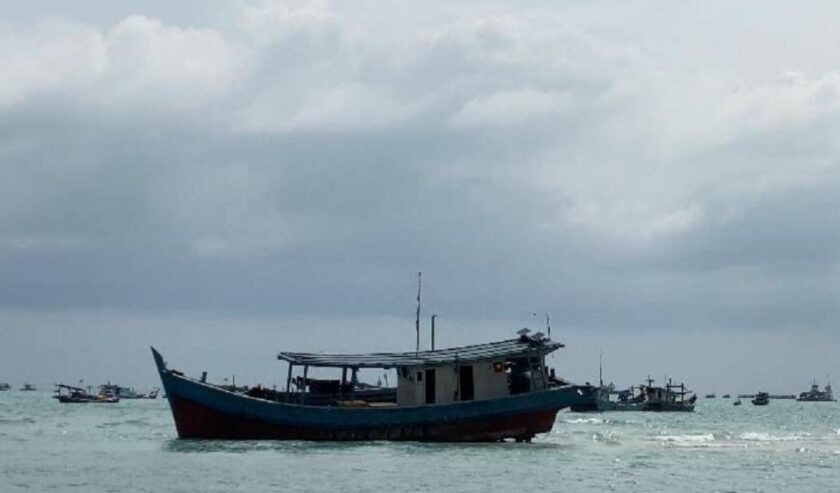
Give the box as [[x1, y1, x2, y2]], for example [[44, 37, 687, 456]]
[[570, 377, 697, 412], [0, 381, 159, 403], [701, 380, 834, 406], [0, 382, 38, 391], [51, 382, 160, 403]]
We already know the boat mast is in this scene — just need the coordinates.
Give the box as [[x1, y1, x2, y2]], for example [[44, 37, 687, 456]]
[[545, 313, 551, 338], [431, 314, 437, 351], [599, 350, 603, 388], [415, 272, 422, 354]]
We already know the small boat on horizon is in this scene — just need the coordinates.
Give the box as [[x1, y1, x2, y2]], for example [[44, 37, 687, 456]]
[[733, 398, 742, 406], [19, 383, 36, 391], [99, 383, 160, 400], [705, 393, 716, 399], [0, 382, 10, 391], [752, 392, 770, 406], [796, 379, 835, 402], [53, 384, 120, 403]]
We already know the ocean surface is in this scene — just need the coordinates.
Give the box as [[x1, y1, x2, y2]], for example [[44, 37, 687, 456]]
[[2, 392, 839, 492]]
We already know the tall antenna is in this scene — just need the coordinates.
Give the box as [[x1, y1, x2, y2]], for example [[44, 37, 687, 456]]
[[599, 350, 603, 387], [415, 272, 422, 353], [545, 313, 551, 337]]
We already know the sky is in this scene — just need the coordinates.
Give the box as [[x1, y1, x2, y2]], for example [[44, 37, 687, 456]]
[[1, 0, 839, 394]]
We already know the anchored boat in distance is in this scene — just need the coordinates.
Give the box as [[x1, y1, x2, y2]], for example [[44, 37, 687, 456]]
[[53, 384, 120, 403], [752, 392, 770, 406], [797, 379, 835, 402], [19, 383, 36, 391], [99, 383, 160, 400], [571, 376, 696, 412], [0, 383, 10, 391], [152, 331, 590, 442]]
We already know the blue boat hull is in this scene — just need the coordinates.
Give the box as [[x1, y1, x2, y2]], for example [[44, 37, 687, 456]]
[[153, 348, 587, 442]]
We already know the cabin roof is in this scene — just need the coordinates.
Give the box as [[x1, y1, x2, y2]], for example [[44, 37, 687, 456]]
[[277, 335, 563, 369]]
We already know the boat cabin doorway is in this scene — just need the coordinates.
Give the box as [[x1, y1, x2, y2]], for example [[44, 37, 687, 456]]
[[424, 369, 436, 404], [459, 365, 475, 401]]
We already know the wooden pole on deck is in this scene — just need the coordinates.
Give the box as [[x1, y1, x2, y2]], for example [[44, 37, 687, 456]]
[[285, 363, 293, 402], [415, 272, 422, 354], [301, 365, 308, 404]]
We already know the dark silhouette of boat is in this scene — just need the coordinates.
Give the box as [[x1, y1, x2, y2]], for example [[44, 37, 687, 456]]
[[53, 384, 119, 403], [0, 383, 10, 391], [797, 379, 835, 402], [751, 392, 769, 406], [571, 376, 696, 412], [99, 383, 160, 399], [733, 398, 742, 406], [152, 331, 590, 442], [19, 383, 36, 391]]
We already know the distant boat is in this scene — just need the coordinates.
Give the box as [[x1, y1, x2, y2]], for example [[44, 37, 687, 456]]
[[751, 392, 770, 406], [99, 383, 160, 400], [53, 384, 119, 403], [705, 393, 716, 399], [733, 398, 742, 406], [722, 394, 731, 398], [19, 383, 36, 391], [0, 382, 10, 391], [571, 377, 696, 412], [797, 379, 835, 402], [152, 331, 592, 442]]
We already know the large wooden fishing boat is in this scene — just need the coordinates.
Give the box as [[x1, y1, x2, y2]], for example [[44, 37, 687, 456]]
[[153, 331, 589, 442]]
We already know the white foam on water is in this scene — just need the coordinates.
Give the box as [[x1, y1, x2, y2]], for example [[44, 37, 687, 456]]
[[563, 417, 604, 425], [738, 432, 808, 442], [653, 433, 715, 443]]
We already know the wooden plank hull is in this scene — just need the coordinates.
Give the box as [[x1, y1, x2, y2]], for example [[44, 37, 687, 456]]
[[153, 348, 586, 442]]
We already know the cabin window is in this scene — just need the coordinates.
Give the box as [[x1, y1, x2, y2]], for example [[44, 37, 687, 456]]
[[425, 369, 436, 404], [459, 365, 474, 401]]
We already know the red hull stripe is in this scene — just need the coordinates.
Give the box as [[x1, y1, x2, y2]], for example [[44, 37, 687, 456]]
[[170, 394, 559, 442]]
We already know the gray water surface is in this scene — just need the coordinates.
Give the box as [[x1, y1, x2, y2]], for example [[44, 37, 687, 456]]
[[2, 393, 838, 492]]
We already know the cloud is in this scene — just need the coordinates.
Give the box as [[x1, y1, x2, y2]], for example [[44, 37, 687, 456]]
[[1, 0, 840, 344], [450, 89, 572, 128], [0, 21, 105, 106]]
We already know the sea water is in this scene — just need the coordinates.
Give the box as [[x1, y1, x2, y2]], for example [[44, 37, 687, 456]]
[[2, 393, 838, 492]]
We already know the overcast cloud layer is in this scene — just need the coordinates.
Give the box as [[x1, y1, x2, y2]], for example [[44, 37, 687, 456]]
[[1, 1, 839, 391]]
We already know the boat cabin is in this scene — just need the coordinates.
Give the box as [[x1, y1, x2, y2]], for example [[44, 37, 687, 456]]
[[274, 333, 561, 407]]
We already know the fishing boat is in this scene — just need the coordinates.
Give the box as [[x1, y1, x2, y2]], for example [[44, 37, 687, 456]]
[[705, 393, 716, 399], [19, 383, 36, 391], [796, 379, 835, 402], [751, 392, 769, 406], [152, 331, 590, 442], [571, 376, 696, 412], [722, 394, 731, 398], [99, 383, 160, 399], [0, 382, 10, 391], [733, 398, 742, 406], [53, 384, 120, 403]]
